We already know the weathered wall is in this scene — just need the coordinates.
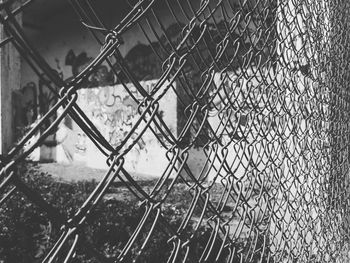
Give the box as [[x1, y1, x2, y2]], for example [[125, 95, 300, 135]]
[[1, 11, 22, 153], [18, 1, 224, 177], [19, 2, 206, 176], [73, 80, 177, 176]]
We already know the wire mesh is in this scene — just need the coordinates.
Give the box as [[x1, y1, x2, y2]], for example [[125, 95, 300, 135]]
[[0, 0, 350, 262]]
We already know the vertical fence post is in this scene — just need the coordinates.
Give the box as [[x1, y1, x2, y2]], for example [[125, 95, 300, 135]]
[[0, 3, 21, 154]]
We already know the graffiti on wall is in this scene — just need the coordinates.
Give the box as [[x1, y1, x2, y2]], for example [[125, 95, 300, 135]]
[[18, 20, 256, 172], [13, 81, 37, 136], [75, 79, 177, 171], [17, 19, 250, 130], [76, 84, 143, 151]]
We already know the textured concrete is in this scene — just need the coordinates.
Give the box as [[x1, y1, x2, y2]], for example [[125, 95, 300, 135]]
[[0, 12, 22, 153]]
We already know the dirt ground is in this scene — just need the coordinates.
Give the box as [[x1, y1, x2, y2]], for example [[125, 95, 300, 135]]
[[37, 162, 158, 182], [37, 163, 106, 181]]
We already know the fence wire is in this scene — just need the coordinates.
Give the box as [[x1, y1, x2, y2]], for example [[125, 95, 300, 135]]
[[0, 0, 350, 262]]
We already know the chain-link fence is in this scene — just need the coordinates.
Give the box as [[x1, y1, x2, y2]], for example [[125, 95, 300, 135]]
[[1, 0, 350, 262]]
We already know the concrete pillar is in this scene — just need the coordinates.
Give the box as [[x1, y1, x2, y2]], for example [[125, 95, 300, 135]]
[[270, 0, 330, 261], [0, 6, 21, 154]]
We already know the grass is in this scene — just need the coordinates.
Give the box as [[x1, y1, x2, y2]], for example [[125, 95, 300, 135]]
[[0, 162, 271, 263]]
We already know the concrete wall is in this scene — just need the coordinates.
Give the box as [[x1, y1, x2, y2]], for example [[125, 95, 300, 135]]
[[72, 79, 177, 175], [20, 1, 209, 176]]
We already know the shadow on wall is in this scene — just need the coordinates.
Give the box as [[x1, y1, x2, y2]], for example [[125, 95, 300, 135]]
[[15, 18, 270, 128], [15, 17, 275, 167]]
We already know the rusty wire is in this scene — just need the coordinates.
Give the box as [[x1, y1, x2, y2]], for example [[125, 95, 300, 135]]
[[0, 0, 350, 262]]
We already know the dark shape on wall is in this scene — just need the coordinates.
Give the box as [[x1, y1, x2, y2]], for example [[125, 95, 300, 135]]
[[21, 82, 38, 125], [89, 65, 114, 87], [13, 81, 38, 139], [65, 49, 114, 88], [122, 43, 162, 81], [65, 50, 92, 76], [65, 49, 76, 66], [62, 18, 276, 89], [162, 22, 185, 48]]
